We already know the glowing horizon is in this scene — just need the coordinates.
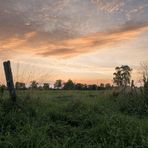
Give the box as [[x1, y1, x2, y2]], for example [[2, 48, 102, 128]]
[[0, 0, 148, 86]]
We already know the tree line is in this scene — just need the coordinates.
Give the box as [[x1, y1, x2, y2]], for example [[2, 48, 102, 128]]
[[0, 65, 148, 92], [14, 79, 112, 90], [13, 65, 133, 90]]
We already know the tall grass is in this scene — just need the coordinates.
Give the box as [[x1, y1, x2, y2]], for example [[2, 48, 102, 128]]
[[0, 90, 148, 148]]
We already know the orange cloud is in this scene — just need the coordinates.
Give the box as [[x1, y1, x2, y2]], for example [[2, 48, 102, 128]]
[[0, 31, 36, 49], [37, 22, 148, 58], [0, 22, 148, 59]]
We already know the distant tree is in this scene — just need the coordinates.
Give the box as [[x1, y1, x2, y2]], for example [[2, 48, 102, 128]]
[[113, 67, 122, 87], [38, 85, 43, 90], [105, 83, 111, 89], [83, 84, 88, 90], [88, 84, 97, 90], [30, 81, 38, 89], [63, 79, 75, 90], [143, 74, 148, 98], [141, 63, 148, 102], [43, 83, 50, 90], [100, 83, 105, 90], [15, 82, 26, 90], [142, 63, 148, 84], [113, 65, 132, 87], [54, 80, 62, 89], [75, 83, 84, 90]]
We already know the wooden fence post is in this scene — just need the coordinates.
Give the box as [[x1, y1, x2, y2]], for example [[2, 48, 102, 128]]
[[3, 61, 16, 102]]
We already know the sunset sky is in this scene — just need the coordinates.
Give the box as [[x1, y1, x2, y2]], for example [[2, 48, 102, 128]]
[[0, 0, 148, 85]]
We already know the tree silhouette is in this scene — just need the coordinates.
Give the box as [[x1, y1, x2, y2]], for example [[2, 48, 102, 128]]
[[63, 79, 75, 90], [87, 84, 97, 90], [30, 81, 38, 89], [105, 83, 111, 89], [75, 83, 84, 90], [54, 80, 62, 89], [113, 65, 132, 87], [100, 83, 105, 89], [141, 63, 148, 102], [43, 83, 50, 90]]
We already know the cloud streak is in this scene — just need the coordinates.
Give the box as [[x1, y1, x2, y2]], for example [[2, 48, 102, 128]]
[[37, 21, 148, 58], [0, 21, 147, 59]]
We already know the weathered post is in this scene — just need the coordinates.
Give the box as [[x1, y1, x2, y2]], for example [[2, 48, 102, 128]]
[[3, 61, 16, 102]]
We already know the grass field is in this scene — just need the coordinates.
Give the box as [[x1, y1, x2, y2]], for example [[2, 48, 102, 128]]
[[0, 90, 148, 148]]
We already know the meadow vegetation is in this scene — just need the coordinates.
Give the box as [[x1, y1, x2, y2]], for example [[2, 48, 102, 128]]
[[0, 89, 148, 148]]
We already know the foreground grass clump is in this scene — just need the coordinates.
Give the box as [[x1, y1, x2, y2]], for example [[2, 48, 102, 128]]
[[0, 90, 148, 148], [112, 91, 148, 116]]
